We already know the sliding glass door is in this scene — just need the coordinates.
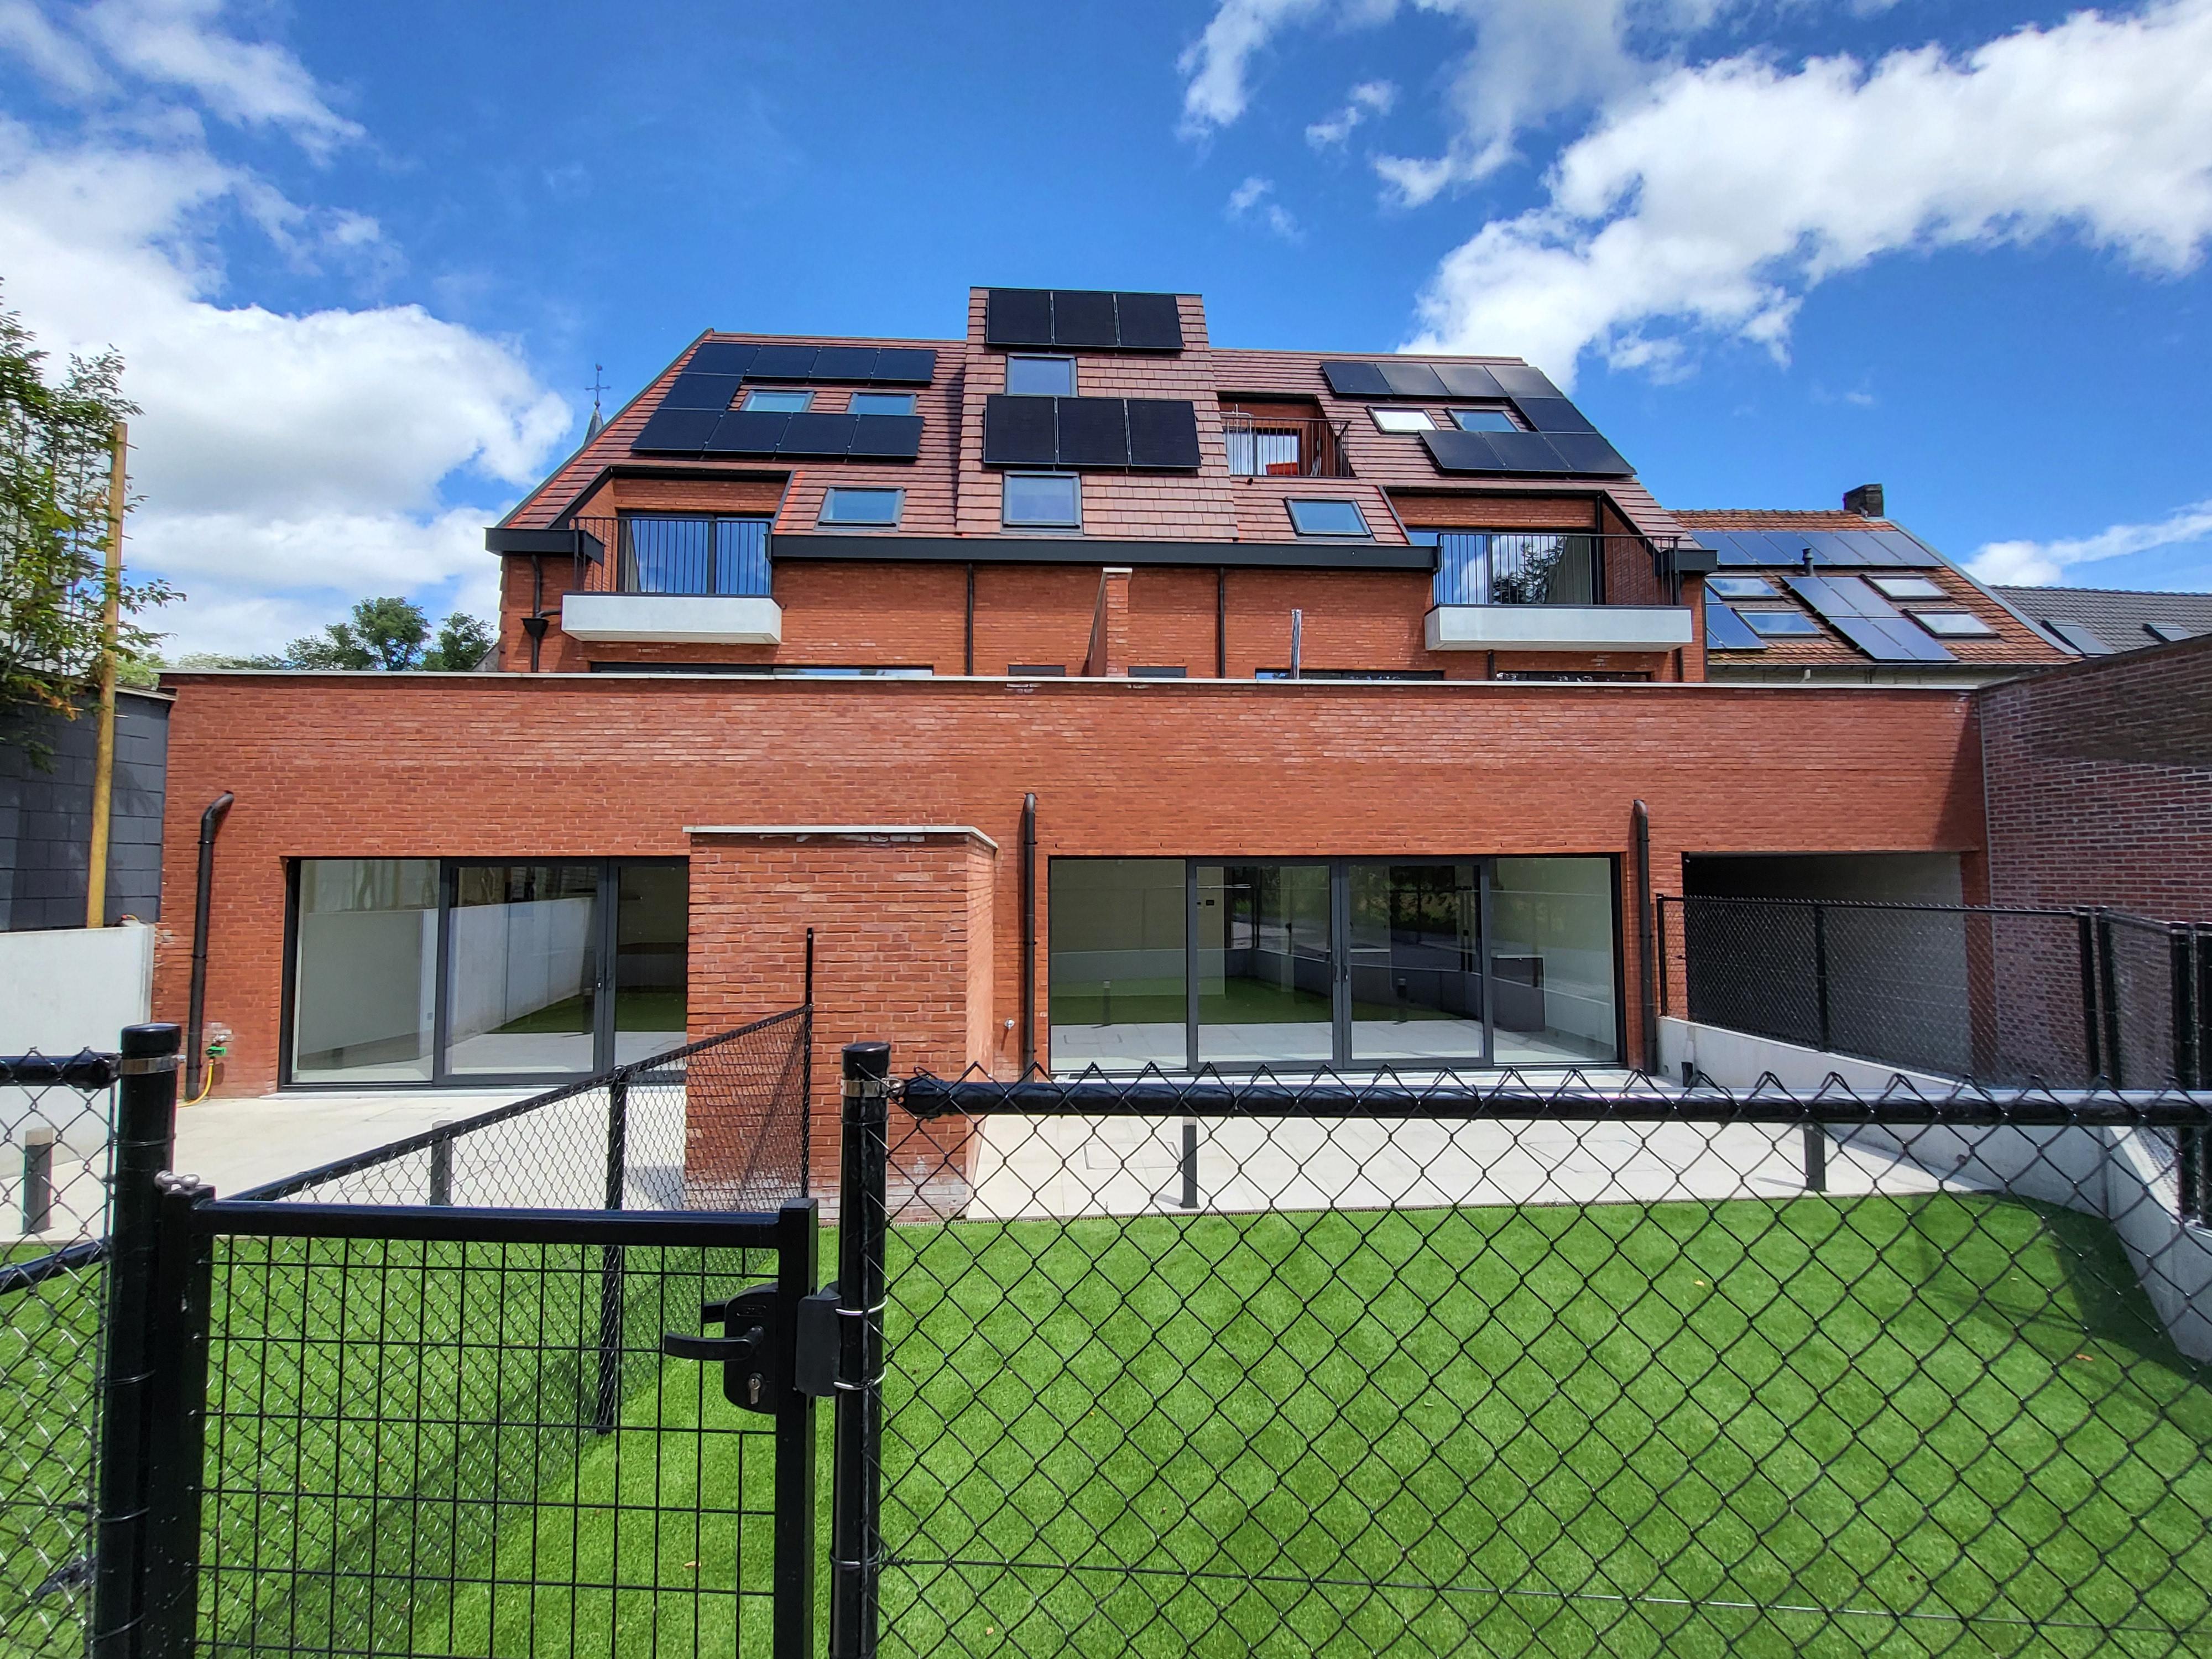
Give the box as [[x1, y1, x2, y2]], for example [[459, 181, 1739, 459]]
[[288, 857, 687, 1087], [1048, 855, 1619, 1073]]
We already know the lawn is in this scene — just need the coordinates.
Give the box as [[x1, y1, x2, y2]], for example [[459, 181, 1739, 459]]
[[7, 1196, 2211, 1658]]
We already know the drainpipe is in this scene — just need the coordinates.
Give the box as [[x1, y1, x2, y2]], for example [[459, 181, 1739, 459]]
[[1019, 794, 1037, 1074], [523, 553, 549, 671], [186, 791, 234, 1100], [1632, 799, 1657, 1075], [964, 564, 975, 675], [1215, 568, 1227, 678]]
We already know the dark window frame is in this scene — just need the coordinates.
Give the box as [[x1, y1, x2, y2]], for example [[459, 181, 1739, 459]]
[[818, 487, 905, 528], [1002, 472, 1082, 529]]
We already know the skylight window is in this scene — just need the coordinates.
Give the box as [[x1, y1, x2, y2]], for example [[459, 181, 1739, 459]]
[[744, 389, 813, 412], [819, 487, 902, 527], [848, 392, 917, 416], [1450, 409, 1518, 433], [1707, 576, 1776, 600], [1740, 610, 1823, 639], [1005, 356, 1076, 397], [1286, 499, 1371, 538], [1003, 473, 1081, 528], [1870, 576, 1946, 600], [1370, 408, 1436, 434], [1912, 611, 1996, 638]]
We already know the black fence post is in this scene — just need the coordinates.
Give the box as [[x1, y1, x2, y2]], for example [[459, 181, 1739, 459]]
[[1812, 903, 1832, 1053], [140, 1175, 213, 1659], [2077, 910, 2104, 1084], [426, 1121, 452, 1207], [830, 1042, 890, 1659], [91, 1021, 181, 1659], [593, 1078, 628, 1433], [1180, 1118, 1199, 1210], [22, 1124, 54, 1233], [2097, 909, 2125, 1089], [1802, 1123, 1828, 1194], [772, 1198, 820, 1659], [802, 928, 816, 1196]]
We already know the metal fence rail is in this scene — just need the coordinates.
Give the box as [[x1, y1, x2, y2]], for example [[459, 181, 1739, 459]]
[[2, 1048, 121, 1659], [836, 1061, 2212, 1659]]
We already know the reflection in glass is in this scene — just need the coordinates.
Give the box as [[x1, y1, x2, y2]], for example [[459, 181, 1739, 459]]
[[446, 864, 602, 1074], [1488, 857, 1619, 1063], [614, 864, 687, 1063], [1348, 864, 1485, 1061], [1049, 859, 1186, 1073], [291, 859, 438, 1083], [1197, 864, 1333, 1066]]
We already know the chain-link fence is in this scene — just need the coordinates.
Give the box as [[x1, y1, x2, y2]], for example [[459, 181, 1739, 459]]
[[1661, 895, 2209, 1091], [2, 1049, 118, 1659], [841, 1064, 2212, 1658]]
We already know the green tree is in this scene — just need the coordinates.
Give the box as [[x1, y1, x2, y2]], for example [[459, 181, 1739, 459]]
[[422, 611, 493, 671], [237, 597, 493, 671], [0, 290, 173, 758]]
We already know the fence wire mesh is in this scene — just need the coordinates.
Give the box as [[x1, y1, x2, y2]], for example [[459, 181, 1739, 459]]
[[1, 1050, 117, 1659], [865, 1066, 2212, 1658]]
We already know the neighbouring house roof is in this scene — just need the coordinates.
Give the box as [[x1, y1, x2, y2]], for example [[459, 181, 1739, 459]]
[[1990, 585, 2212, 655]]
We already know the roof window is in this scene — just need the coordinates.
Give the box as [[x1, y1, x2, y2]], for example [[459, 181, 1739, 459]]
[[1707, 576, 1776, 599], [848, 392, 917, 416], [819, 487, 903, 527], [1005, 356, 1075, 397], [1740, 610, 1823, 639], [1449, 408, 1518, 433], [743, 388, 813, 412], [1370, 408, 1436, 434], [1286, 499, 1372, 538], [1912, 611, 1996, 639], [1003, 473, 1081, 528], [1869, 576, 1945, 600]]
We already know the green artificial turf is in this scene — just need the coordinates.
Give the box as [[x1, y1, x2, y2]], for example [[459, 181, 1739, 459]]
[[9, 1196, 2212, 1658]]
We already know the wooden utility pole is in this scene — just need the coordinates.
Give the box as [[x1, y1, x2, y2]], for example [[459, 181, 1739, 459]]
[[85, 419, 126, 928]]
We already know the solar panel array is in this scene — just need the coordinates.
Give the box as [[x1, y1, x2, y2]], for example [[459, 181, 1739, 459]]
[[984, 290, 1185, 352], [1321, 360, 1564, 401], [1783, 573, 1957, 663], [1319, 360, 1632, 477], [981, 395, 1202, 470], [682, 341, 937, 384], [1702, 601, 1768, 651], [630, 408, 925, 461], [1696, 529, 1943, 569], [1421, 428, 1634, 478]]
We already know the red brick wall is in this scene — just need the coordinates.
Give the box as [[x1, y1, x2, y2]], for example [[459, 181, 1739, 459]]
[[152, 674, 1986, 1102], [1979, 634, 2212, 920]]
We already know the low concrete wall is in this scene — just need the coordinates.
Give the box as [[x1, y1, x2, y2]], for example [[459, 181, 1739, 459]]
[[1661, 1015, 2212, 1361]]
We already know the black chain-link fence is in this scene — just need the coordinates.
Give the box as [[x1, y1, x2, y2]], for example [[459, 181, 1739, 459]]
[[1661, 895, 2210, 1091], [1, 1050, 118, 1659], [846, 1066, 2212, 1658]]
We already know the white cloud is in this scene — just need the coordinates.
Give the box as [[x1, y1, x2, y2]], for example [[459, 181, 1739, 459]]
[[1408, 1, 2212, 384], [78, 0, 362, 154], [1306, 77, 1396, 147], [1178, 0, 1335, 135], [1225, 174, 1302, 240], [0, 121, 570, 654], [0, 0, 109, 96], [1968, 501, 2212, 587]]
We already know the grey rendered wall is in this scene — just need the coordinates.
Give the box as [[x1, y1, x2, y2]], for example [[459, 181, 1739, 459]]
[[0, 688, 171, 931]]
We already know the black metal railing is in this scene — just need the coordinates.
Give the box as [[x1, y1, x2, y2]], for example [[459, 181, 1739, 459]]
[[1221, 414, 1353, 479], [831, 1057, 2212, 1659], [568, 514, 773, 598]]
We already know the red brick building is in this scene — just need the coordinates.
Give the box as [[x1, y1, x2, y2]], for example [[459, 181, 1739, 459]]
[[151, 286, 2077, 1151]]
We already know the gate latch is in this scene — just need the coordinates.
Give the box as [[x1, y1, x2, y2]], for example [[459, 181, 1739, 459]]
[[662, 1285, 783, 1414]]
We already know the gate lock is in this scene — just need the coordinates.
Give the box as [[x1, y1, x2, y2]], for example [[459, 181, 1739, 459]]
[[662, 1283, 843, 1415]]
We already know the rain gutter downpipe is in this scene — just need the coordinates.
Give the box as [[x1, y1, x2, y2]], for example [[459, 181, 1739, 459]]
[[1632, 799, 1657, 1076], [1020, 794, 1038, 1074], [187, 791, 234, 1100]]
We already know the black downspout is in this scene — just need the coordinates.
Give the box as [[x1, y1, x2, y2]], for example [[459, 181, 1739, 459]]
[[1215, 567, 1227, 679], [1020, 794, 1037, 1075], [186, 792, 234, 1100], [964, 564, 975, 676], [526, 553, 547, 671], [1631, 799, 1657, 1075]]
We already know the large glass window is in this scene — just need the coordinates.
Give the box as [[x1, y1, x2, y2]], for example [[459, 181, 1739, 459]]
[[1488, 857, 1619, 1065], [1047, 855, 1620, 1073], [1196, 864, 1333, 1067], [288, 858, 687, 1086], [291, 859, 437, 1084], [1048, 859, 1186, 1073], [622, 516, 770, 596], [1425, 532, 1597, 607]]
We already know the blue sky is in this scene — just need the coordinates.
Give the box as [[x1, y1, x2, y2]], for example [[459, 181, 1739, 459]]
[[2, 0, 2209, 653]]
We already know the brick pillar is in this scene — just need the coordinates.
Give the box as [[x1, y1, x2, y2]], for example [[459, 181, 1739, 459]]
[[684, 826, 998, 1211], [1084, 566, 1133, 676], [1678, 571, 1708, 682]]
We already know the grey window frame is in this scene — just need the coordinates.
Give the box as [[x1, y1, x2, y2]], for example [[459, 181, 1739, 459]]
[[1369, 408, 1436, 434], [847, 391, 918, 416], [1449, 407, 1520, 432], [818, 487, 905, 528], [1002, 472, 1082, 529], [743, 388, 815, 412], [1286, 498, 1373, 539], [1911, 609, 1997, 638], [1005, 354, 1076, 397]]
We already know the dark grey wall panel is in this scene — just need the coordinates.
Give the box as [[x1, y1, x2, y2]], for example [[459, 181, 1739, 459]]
[[0, 690, 170, 931]]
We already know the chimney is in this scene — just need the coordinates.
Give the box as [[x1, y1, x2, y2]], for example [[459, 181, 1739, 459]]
[[1843, 483, 1884, 518]]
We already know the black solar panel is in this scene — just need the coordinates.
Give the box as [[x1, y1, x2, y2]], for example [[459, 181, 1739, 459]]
[[1051, 291, 1120, 350], [1513, 397, 1597, 435], [702, 410, 790, 455], [659, 373, 743, 410], [1113, 292, 1185, 351], [1542, 432, 1635, 477], [1703, 602, 1767, 650], [810, 346, 881, 382], [1828, 615, 1958, 662], [776, 411, 859, 458], [1489, 364, 1563, 399], [1786, 573, 1901, 619], [1055, 397, 1130, 466], [1378, 361, 1448, 399], [1126, 399, 1201, 468], [1322, 361, 1392, 398], [685, 342, 758, 377], [870, 347, 937, 384], [1435, 363, 1505, 399], [982, 395, 1058, 466], [1483, 431, 1571, 473], [1420, 429, 1505, 472], [747, 345, 818, 382], [985, 290, 1055, 347], [1696, 529, 1948, 570], [845, 414, 924, 460], [630, 406, 722, 453]]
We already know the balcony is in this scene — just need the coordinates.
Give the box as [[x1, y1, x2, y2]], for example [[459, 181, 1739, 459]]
[[559, 515, 782, 645], [1222, 414, 1354, 479], [1418, 532, 1698, 654]]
